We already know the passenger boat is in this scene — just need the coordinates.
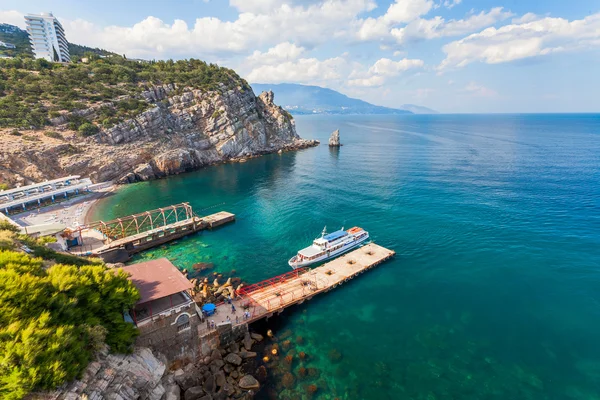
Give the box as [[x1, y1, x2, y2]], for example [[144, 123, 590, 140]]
[[288, 226, 369, 269]]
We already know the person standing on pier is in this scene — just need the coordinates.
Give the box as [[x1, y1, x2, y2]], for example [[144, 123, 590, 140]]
[[231, 304, 236, 313]]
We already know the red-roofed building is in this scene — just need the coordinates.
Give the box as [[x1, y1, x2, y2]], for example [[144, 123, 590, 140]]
[[121, 258, 203, 362]]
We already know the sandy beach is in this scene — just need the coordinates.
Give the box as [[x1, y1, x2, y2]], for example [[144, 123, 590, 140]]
[[11, 184, 116, 228]]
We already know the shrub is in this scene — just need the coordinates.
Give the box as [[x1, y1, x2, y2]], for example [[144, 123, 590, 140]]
[[78, 123, 99, 137], [0, 221, 19, 233], [0, 244, 140, 399], [0, 231, 15, 250], [10, 130, 21, 136], [0, 183, 9, 191], [43, 131, 63, 140]]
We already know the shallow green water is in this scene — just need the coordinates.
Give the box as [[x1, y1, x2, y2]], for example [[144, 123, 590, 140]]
[[93, 114, 600, 400]]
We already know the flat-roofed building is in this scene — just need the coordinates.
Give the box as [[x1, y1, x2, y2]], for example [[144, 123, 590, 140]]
[[121, 258, 204, 362]]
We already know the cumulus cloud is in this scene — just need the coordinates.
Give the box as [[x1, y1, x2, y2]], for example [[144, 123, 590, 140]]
[[246, 56, 348, 84], [357, 0, 433, 41], [348, 57, 424, 87], [0, 10, 26, 28], [2, 1, 376, 59], [247, 42, 306, 64], [390, 7, 513, 44], [439, 13, 600, 69]]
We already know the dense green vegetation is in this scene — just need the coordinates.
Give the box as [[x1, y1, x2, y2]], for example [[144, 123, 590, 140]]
[[0, 54, 249, 130], [0, 24, 32, 59], [0, 227, 140, 399]]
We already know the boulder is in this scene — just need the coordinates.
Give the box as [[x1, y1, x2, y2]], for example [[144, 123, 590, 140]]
[[203, 374, 216, 394], [250, 333, 264, 342], [239, 350, 257, 359], [328, 129, 341, 147], [210, 349, 222, 361], [238, 375, 260, 391], [174, 371, 202, 391], [228, 342, 240, 354], [184, 386, 205, 400], [224, 353, 242, 366], [214, 370, 226, 388], [165, 384, 181, 400], [243, 332, 253, 351], [222, 382, 235, 396], [133, 162, 156, 181]]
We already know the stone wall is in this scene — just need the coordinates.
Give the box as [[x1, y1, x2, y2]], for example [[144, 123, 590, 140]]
[[135, 302, 201, 364], [199, 322, 249, 359]]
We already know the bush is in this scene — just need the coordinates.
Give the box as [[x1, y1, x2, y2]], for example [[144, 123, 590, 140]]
[[77, 123, 99, 137], [0, 231, 15, 250], [10, 130, 21, 136], [0, 183, 9, 191], [0, 247, 140, 399], [43, 131, 63, 140], [0, 221, 19, 233]]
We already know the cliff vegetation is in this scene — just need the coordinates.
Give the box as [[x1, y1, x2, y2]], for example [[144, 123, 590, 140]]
[[0, 55, 249, 129], [0, 222, 140, 399]]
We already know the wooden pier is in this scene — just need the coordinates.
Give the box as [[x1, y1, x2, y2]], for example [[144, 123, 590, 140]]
[[201, 243, 395, 331], [68, 203, 235, 262]]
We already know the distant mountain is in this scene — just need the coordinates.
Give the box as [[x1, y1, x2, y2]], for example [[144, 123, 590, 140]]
[[399, 104, 439, 114], [251, 83, 437, 115], [0, 23, 117, 59]]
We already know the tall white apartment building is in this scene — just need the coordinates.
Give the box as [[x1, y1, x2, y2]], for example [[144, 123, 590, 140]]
[[24, 12, 70, 63]]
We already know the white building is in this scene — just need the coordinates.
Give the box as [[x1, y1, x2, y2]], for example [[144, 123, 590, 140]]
[[24, 12, 70, 63]]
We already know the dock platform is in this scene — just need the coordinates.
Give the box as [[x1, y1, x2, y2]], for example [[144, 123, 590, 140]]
[[200, 243, 395, 331], [69, 203, 235, 262]]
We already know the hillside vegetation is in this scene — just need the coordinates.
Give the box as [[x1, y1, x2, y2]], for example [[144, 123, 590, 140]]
[[0, 55, 249, 131], [0, 222, 140, 399]]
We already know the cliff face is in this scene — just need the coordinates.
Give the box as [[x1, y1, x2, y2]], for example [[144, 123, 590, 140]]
[[0, 85, 317, 186]]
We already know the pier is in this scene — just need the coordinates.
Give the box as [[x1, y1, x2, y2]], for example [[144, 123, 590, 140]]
[[68, 203, 235, 262], [201, 243, 395, 331]]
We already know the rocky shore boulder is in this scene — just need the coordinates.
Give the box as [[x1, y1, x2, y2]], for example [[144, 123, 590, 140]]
[[329, 129, 341, 147], [239, 375, 260, 391]]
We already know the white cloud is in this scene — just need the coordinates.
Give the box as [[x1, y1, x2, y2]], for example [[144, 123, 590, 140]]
[[512, 13, 540, 24], [391, 7, 513, 44], [443, 0, 462, 9], [439, 13, 600, 69], [246, 56, 348, 84], [463, 81, 497, 97], [356, 0, 433, 41], [229, 0, 286, 13], [0, 10, 25, 28], [348, 57, 424, 86], [247, 42, 306, 64], [1, 1, 376, 59]]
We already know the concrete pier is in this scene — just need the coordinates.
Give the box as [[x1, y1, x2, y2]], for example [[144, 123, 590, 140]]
[[200, 243, 395, 332]]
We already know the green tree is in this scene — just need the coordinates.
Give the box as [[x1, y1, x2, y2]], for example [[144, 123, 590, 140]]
[[77, 122, 99, 137], [0, 246, 139, 399]]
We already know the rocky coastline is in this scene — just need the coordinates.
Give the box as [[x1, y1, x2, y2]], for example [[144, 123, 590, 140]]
[[0, 85, 318, 187]]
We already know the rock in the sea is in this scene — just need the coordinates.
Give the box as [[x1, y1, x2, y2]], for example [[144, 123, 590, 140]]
[[243, 332, 253, 350], [175, 370, 202, 391], [238, 375, 260, 391], [225, 353, 242, 366], [328, 129, 341, 147], [250, 332, 264, 342], [240, 350, 257, 359]]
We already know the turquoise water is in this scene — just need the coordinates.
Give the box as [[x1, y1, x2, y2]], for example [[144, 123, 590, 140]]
[[93, 114, 600, 400]]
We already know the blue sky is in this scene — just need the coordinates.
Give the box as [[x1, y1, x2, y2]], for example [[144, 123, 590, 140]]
[[1, 0, 599, 113]]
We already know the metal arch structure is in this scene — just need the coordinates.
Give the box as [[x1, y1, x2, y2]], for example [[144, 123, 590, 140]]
[[83, 202, 196, 242]]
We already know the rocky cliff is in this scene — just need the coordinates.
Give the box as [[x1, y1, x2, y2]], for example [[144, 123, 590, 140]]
[[0, 84, 317, 186]]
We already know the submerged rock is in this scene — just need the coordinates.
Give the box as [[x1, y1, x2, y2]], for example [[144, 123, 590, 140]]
[[239, 375, 260, 390], [328, 129, 341, 147]]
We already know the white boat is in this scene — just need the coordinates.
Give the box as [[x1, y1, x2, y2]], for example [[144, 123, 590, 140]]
[[288, 226, 370, 269]]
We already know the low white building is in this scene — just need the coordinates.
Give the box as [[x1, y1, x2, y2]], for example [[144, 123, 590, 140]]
[[25, 12, 70, 63]]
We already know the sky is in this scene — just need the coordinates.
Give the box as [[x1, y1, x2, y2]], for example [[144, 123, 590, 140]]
[[1, 0, 599, 113]]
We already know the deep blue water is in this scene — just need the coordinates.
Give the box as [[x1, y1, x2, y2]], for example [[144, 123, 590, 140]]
[[93, 114, 600, 400]]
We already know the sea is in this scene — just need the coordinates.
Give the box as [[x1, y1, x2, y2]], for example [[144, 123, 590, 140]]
[[92, 114, 600, 400]]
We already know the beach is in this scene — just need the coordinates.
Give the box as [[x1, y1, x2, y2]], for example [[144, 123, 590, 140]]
[[11, 184, 115, 228]]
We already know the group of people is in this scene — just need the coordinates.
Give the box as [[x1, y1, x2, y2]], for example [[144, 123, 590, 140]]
[[203, 298, 253, 330]]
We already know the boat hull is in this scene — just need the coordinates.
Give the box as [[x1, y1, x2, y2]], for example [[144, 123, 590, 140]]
[[288, 233, 370, 269]]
